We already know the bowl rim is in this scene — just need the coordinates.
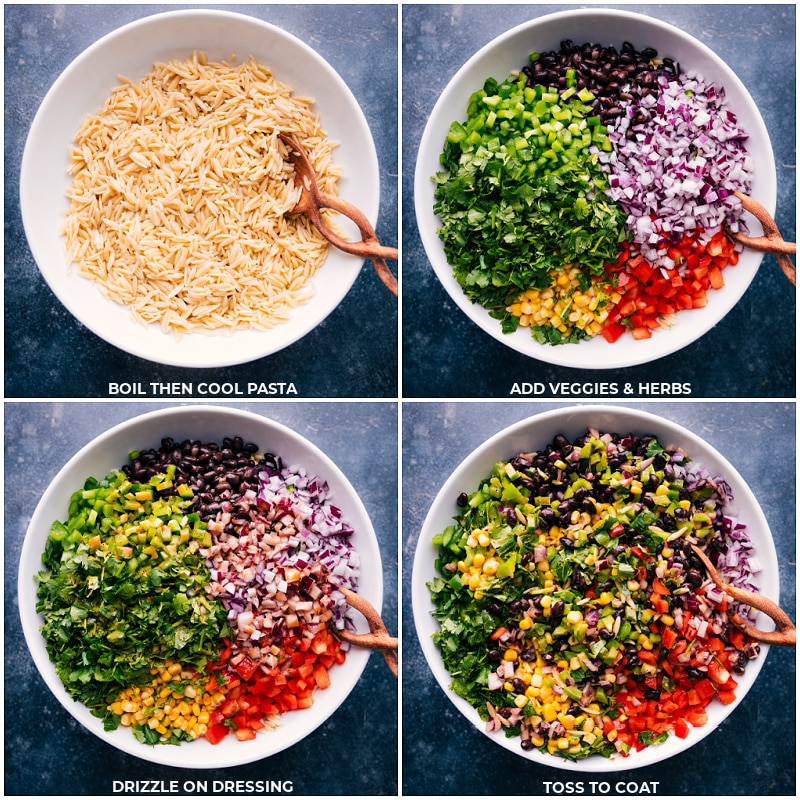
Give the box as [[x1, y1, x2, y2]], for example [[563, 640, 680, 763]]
[[18, 403, 383, 768], [412, 403, 778, 771], [413, 7, 777, 369], [19, 7, 380, 368]]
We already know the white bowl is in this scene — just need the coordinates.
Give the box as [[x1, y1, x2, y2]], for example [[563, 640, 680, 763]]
[[20, 9, 379, 368], [412, 404, 778, 771], [414, 9, 776, 369], [18, 405, 382, 768]]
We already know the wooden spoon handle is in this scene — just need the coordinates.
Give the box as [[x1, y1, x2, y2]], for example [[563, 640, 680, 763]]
[[692, 545, 796, 647], [336, 587, 398, 677], [731, 192, 796, 286], [775, 253, 797, 286], [369, 256, 399, 298], [300, 196, 398, 296], [314, 191, 399, 262]]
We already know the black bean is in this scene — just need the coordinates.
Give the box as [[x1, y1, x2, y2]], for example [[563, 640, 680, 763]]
[[686, 666, 704, 680], [686, 569, 704, 588], [731, 651, 748, 674], [539, 507, 557, 526], [486, 600, 504, 616]]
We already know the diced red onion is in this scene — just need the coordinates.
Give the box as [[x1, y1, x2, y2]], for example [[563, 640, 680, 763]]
[[600, 69, 753, 271]]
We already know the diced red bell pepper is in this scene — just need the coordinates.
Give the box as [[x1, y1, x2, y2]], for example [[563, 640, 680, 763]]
[[204, 723, 229, 745]]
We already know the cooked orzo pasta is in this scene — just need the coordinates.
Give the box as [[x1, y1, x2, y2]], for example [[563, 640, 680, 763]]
[[63, 51, 340, 334]]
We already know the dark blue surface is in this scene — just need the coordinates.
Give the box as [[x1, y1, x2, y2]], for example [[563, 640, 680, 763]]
[[402, 4, 796, 399], [4, 401, 398, 796], [4, 4, 398, 398], [402, 401, 795, 795]]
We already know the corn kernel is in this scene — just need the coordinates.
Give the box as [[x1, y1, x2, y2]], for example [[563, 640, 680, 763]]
[[542, 703, 558, 722], [518, 617, 532, 631], [558, 713, 576, 730], [566, 609, 583, 625]]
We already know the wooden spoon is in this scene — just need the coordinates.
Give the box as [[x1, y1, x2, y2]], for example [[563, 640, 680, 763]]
[[729, 192, 796, 286], [279, 134, 398, 297], [334, 586, 398, 677], [691, 544, 795, 647]]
